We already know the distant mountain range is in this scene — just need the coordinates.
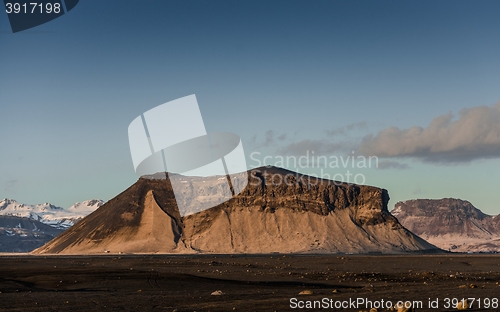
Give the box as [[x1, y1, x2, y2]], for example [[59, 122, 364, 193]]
[[33, 167, 439, 255], [0, 198, 103, 252], [392, 198, 500, 252], [9, 178, 499, 254]]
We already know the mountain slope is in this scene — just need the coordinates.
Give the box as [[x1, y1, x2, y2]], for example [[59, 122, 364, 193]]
[[34, 167, 440, 254], [392, 198, 500, 252]]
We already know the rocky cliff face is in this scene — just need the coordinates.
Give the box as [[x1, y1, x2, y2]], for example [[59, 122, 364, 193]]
[[34, 167, 439, 254], [392, 198, 500, 252]]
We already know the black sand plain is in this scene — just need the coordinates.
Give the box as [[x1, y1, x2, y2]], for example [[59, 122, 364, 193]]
[[0, 254, 499, 311]]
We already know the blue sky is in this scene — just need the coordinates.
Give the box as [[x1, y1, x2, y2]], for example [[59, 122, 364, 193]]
[[1, 1, 500, 214]]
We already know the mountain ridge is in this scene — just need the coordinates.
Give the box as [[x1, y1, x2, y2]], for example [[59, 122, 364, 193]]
[[0, 198, 104, 229]]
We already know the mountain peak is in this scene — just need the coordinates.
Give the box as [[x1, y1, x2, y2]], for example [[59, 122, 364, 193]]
[[82, 199, 104, 206], [1, 198, 17, 204]]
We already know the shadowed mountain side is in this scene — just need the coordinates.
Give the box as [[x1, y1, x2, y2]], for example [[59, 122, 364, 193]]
[[33, 177, 184, 254], [33, 167, 440, 254], [0, 216, 64, 252]]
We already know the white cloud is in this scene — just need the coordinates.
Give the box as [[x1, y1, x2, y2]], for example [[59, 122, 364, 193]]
[[359, 102, 500, 163]]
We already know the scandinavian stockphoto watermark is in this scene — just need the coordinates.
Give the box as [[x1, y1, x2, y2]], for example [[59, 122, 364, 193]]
[[127, 95, 248, 216], [250, 150, 379, 185]]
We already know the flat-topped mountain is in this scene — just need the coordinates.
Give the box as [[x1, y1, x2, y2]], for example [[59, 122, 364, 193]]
[[392, 198, 500, 252], [34, 167, 439, 254]]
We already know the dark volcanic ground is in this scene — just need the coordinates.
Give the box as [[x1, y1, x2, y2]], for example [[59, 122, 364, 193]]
[[0, 255, 499, 311]]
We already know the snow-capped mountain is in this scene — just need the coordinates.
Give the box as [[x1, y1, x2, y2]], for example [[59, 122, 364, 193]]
[[0, 198, 104, 230], [0, 198, 104, 252], [67, 199, 104, 215]]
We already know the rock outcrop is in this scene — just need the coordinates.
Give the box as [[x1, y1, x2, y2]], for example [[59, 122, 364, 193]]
[[392, 198, 500, 252], [34, 167, 439, 254]]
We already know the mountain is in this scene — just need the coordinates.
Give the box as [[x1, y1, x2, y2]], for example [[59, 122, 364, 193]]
[[0, 215, 64, 252], [0, 198, 104, 252], [392, 198, 500, 252], [0, 198, 104, 229], [34, 167, 439, 254]]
